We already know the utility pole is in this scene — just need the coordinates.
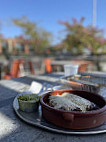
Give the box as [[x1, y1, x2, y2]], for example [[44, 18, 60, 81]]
[[92, 0, 97, 27]]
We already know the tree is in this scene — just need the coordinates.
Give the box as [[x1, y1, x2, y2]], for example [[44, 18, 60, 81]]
[[12, 16, 52, 54], [59, 17, 106, 54]]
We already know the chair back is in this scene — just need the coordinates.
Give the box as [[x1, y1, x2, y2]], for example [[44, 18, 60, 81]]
[[10, 59, 21, 77], [44, 59, 52, 73]]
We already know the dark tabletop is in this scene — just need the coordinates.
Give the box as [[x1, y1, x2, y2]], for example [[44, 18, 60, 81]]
[[0, 73, 106, 142]]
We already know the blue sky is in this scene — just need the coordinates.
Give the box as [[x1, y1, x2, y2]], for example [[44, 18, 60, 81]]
[[0, 0, 106, 45]]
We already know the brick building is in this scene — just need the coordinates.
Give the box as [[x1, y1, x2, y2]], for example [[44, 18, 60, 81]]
[[0, 36, 34, 55]]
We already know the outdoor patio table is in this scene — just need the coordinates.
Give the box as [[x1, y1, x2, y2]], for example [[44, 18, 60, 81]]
[[0, 73, 106, 142], [51, 60, 74, 70], [50, 60, 92, 72]]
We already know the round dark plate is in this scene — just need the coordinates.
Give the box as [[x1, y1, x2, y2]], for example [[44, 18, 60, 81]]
[[13, 96, 106, 135]]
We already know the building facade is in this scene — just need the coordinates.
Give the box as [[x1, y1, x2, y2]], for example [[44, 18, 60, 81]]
[[0, 36, 35, 55]]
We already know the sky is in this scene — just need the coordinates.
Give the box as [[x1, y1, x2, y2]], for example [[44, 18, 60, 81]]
[[0, 0, 106, 45]]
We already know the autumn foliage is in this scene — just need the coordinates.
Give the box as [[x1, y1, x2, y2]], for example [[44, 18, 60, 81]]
[[59, 17, 106, 54]]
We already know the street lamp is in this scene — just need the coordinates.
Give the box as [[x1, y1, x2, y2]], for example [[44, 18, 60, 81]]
[[92, 0, 97, 27]]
